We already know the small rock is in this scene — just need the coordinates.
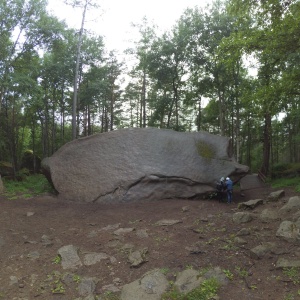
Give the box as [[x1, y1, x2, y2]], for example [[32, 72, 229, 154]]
[[232, 212, 253, 224], [113, 228, 135, 235], [58, 245, 82, 270], [78, 277, 96, 297], [238, 199, 264, 210], [27, 251, 40, 260], [267, 190, 285, 202], [83, 252, 109, 266], [128, 248, 148, 267], [175, 269, 204, 294], [276, 258, 300, 269], [182, 206, 189, 212], [9, 276, 18, 286], [236, 228, 250, 236], [155, 219, 183, 226], [136, 229, 149, 238]]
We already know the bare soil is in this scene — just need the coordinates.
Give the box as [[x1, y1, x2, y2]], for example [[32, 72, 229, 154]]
[[0, 186, 299, 300]]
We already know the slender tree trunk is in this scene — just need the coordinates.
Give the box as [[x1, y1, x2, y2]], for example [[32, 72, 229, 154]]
[[261, 112, 272, 175], [72, 0, 88, 140], [110, 87, 114, 131], [142, 70, 146, 127], [172, 79, 179, 130], [197, 97, 201, 132], [31, 120, 36, 174]]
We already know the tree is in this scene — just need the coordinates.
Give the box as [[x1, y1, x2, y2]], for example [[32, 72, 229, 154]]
[[0, 0, 66, 175], [226, 0, 300, 174]]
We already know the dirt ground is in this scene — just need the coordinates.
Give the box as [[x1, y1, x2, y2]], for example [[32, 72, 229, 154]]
[[0, 185, 300, 300]]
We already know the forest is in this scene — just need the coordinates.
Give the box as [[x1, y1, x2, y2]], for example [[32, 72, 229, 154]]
[[0, 0, 299, 179]]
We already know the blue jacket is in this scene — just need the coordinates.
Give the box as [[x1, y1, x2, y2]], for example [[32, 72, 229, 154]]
[[226, 179, 233, 191]]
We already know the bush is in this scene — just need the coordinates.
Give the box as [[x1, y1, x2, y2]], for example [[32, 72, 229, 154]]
[[271, 163, 300, 179], [2, 174, 55, 200]]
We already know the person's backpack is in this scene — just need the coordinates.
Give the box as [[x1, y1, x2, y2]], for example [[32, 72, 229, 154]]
[[216, 182, 223, 192]]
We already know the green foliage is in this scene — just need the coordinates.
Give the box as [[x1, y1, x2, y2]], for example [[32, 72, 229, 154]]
[[160, 268, 170, 275], [100, 291, 120, 300], [161, 278, 219, 300], [196, 141, 216, 159], [72, 274, 81, 283], [235, 266, 249, 279], [52, 255, 62, 265], [271, 177, 300, 193], [223, 269, 234, 280], [3, 174, 54, 200], [46, 272, 66, 295], [283, 267, 300, 285], [272, 163, 300, 179]]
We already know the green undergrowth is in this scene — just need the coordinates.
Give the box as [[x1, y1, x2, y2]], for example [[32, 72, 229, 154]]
[[161, 277, 219, 300], [2, 174, 54, 200], [271, 177, 300, 193]]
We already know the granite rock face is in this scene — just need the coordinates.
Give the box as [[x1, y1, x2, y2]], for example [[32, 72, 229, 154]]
[[42, 128, 249, 202]]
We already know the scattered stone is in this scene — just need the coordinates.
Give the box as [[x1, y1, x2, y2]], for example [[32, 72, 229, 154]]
[[185, 245, 206, 254], [58, 245, 82, 269], [102, 283, 120, 293], [121, 243, 135, 253], [238, 199, 264, 210], [200, 218, 209, 222], [260, 209, 280, 223], [78, 277, 96, 297], [113, 278, 122, 285], [236, 228, 250, 236], [120, 269, 169, 300], [232, 212, 253, 224], [249, 243, 275, 259], [128, 248, 148, 267], [87, 230, 99, 238], [41, 235, 53, 247], [175, 269, 204, 294], [276, 221, 300, 243], [27, 251, 40, 260], [182, 206, 189, 212], [83, 252, 109, 266], [106, 240, 120, 248], [279, 196, 300, 213], [9, 276, 19, 286], [110, 256, 117, 264], [113, 228, 135, 235], [203, 266, 229, 286], [234, 237, 248, 245], [61, 273, 75, 285], [276, 258, 300, 269], [136, 229, 149, 238], [101, 223, 121, 231], [155, 219, 183, 226], [267, 190, 285, 202]]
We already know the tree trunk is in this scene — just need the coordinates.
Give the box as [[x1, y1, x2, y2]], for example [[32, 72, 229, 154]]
[[142, 70, 146, 127], [197, 98, 201, 132], [72, 0, 88, 140], [261, 112, 272, 175]]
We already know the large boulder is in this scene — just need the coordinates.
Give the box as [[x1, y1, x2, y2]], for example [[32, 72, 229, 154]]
[[42, 128, 249, 202]]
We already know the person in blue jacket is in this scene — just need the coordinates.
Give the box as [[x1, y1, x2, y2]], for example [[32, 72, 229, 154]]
[[225, 177, 233, 203]]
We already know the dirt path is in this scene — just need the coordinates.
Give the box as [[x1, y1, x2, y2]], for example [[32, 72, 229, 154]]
[[0, 186, 299, 299]]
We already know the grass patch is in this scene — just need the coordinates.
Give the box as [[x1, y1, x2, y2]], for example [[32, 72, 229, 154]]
[[271, 177, 300, 193], [161, 277, 219, 300], [2, 174, 54, 200]]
